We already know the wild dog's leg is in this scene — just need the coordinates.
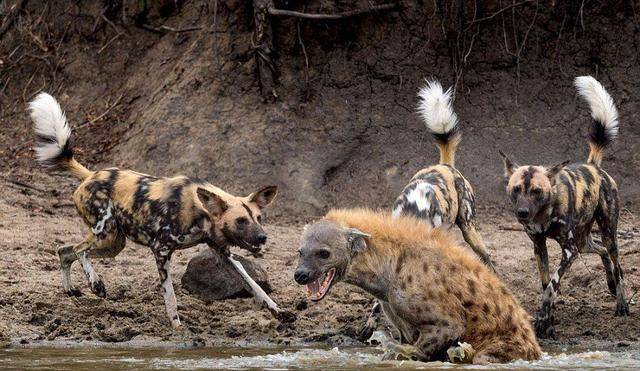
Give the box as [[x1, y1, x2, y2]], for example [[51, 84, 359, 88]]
[[57, 238, 92, 296], [595, 203, 629, 316], [535, 235, 577, 339], [455, 178, 494, 271], [358, 301, 382, 342], [76, 250, 107, 298], [88, 232, 126, 259], [583, 234, 616, 296], [75, 230, 125, 298], [530, 234, 550, 291], [153, 247, 181, 328], [457, 221, 495, 272], [74, 200, 120, 298]]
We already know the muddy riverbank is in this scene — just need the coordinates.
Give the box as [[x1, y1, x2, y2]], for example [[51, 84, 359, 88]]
[[0, 170, 638, 352]]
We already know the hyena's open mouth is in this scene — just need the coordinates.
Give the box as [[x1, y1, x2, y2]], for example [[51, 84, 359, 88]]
[[306, 268, 336, 301]]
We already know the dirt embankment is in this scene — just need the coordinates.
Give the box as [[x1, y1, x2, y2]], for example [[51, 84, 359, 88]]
[[2, 1, 640, 220], [0, 0, 639, 351]]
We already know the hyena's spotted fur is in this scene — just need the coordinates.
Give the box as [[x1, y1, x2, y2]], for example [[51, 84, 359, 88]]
[[500, 76, 629, 339], [296, 209, 541, 363], [29, 93, 280, 328], [360, 81, 494, 341]]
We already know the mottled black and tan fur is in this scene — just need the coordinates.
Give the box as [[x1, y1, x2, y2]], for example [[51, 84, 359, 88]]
[[360, 81, 495, 341], [499, 76, 629, 339], [28, 93, 285, 329]]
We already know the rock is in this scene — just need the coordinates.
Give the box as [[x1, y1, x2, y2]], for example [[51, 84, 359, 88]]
[[181, 249, 272, 301]]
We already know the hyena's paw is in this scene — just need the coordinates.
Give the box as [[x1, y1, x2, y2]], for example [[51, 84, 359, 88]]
[[90, 280, 107, 298], [447, 342, 476, 364], [615, 301, 630, 316], [357, 318, 376, 342], [65, 287, 83, 297]]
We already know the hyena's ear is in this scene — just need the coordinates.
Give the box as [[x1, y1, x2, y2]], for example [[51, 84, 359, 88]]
[[248, 186, 278, 209], [197, 188, 229, 217], [499, 150, 518, 178], [546, 160, 570, 182], [345, 228, 370, 253]]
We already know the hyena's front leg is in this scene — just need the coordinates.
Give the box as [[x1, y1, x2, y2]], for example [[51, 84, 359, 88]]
[[153, 247, 181, 329], [358, 301, 382, 342], [535, 239, 577, 339]]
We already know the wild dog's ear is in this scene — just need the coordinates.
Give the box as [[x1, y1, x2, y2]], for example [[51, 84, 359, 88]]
[[345, 228, 370, 253], [546, 160, 570, 183], [197, 188, 229, 217], [248, 186, 278, 209], [499, 150, 518, 178]]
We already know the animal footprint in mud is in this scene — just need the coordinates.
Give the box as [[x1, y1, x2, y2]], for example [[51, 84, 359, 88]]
[[276, 310, 297, 323], [65, 287, 83, 297]]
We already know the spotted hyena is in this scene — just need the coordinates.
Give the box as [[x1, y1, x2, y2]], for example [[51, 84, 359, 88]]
[[294, 209, 541, 363], [360, 80, 495, 341], [499, 76, 629, 339], [28, 93, 291, 328]]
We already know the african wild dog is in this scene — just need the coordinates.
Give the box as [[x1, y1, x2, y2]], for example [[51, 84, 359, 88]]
[[294, 209, 541, 363], [499, 76, 629, 339], [29, 93, 293, 328], [359, 81, 495, 340]]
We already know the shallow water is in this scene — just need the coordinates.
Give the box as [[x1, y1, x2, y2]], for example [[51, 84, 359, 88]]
[[1, 346, 640, 371]]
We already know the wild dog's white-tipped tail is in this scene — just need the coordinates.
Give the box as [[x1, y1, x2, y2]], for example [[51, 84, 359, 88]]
[[28, 93, 91, 179], [574, 76, 619, 166], [30, 93, 71, 164], [417, 80, 461, 166]]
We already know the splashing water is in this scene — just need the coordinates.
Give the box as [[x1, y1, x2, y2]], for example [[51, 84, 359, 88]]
[[1, 345, 639, 370]]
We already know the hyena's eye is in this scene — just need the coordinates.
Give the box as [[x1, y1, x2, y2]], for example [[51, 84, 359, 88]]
[[257, 215, 262, 223], [316, 250, 330, 259], [236, 217, 248, 227], [531, 188, 542, 197], [512, 185, 521, 194]]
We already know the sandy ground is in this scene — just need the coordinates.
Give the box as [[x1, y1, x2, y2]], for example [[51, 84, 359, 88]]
[[0, 170, 639, 352]]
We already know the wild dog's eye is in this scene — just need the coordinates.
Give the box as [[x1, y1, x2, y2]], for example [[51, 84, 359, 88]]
[[236, 217, 248, 226], [316, 250, 330, 259], [512, 185, 521, 194]]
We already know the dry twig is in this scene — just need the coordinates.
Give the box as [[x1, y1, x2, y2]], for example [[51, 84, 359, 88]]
[[141, 24, 203, 33], [267, 3, 397, 20], [78, 93, 124, 128]]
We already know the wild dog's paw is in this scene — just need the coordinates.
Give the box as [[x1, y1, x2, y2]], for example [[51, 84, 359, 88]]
[[65, 287, 83, 297], [615, 301, 630, 316], [91, 280, 107, 298], [534, 317, 556, 339]]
